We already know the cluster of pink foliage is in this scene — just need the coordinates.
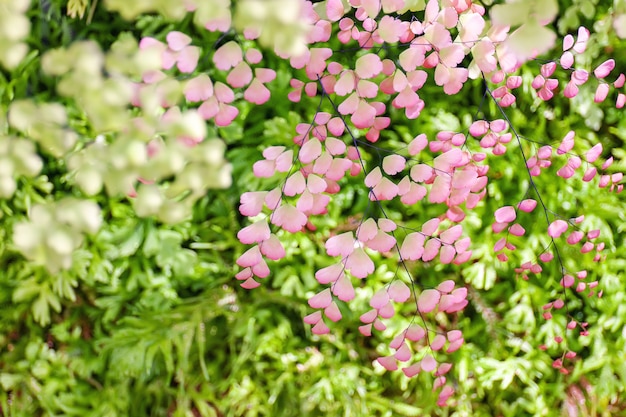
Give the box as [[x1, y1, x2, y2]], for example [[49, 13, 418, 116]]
[[134, 0, 623, 406]]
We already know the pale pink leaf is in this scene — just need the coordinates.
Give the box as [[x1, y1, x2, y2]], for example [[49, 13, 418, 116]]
[[311, 320, 330, 335], [260, 234, 285, 260], [420, 354, 437, 372], [402, 363, 421, 377], [237, 219, 271, 244], [355, 54, 383, 79], [324, 301, 342, 322], [272, 204, 307, 232], [325, 232, 355, 257], [213, 41, 243, 70], [518, 199, 537, 213], [382, 154, 406, 175], [548, 219, 569, 238], [304, 311, 322, 324], [309, 288, 332, 309], [594, 59, 615, 79], [344, 247, 374, 278], [494, 206, 516, 223], [299, 138, 322, 164], [370, 288, 390, 309], [399, 232, 425, 261], [315, 263, 344, 284], [418, 289, 441, 313], [377, 355, 398, 371], [333, 274, 355, 301], [389, 280, 411, 303]]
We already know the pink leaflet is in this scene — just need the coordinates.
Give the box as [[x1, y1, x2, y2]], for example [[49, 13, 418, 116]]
[[236, 245, 261, 268], [284, 171, 306, 197], [240, 278, 260, 289], [237, 219, 271, 244], [417, 289, 440, 313], [226, 61, 252, 88], [399, 232, 425, 261], [307, 174, 327, 194], [272, 204, 307, 233], [366, 230, 396, 252], [304, 311, 322, 325], [439, 245, 456, 264], [316, 263, 344, 285], [351, 100, 377, 128], [410, 164, 434, 182], [213, 41, 242, 71], [335, 71, 356, 96], [360, 309, 378, 324], [245, 48, 262, 64], [389, 280, 411, 303], [402, 363, 421, 378], [184, 74, 213, 102], [308, 288, 332, 309], [378, 218, 397, 232], [434, 148, 463, 171], [311, 320, 330, 335], [359, 324, 372, 336], [594, 59, 615, 79], [370, 288, 390, 309], [177, 46, 200, 73], [382, 154, 406, 175], [326, 0, 345, 21], [364, 167, 383, 188], [239, 191, 267, 216], [324, 301, 342, 322], [431, 334, 447, 351], [440, 225, 463, 244], [422, 218, 440, 236], [260, 234, 285, 260], [325, 232, 355, 257], [494, 206, 516, 223], [420, 354, 437, 372], [422, 239, 441, 261], [299, 138, 322, 164], [244, 79, 271, 105], [377, 355, 398, 371], [548, 219, 569, 238], [394, 343, 412, 362], [594, 83, 610, 103], [371, 178, 399, 200], [344, 247, 375, 278]]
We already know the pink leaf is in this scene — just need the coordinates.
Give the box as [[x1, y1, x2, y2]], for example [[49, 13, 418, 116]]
[[394, 343, 412, 362], [311, 320, 330, 335], [405, 324, 426, 342], [594, 59, 615, 79], [325, 232, 355, 257], [272, 204, 307, 232], [548, 220, 569, 238], [308, 288, 332, 309], [355, 54, 383, 79], [420, 354, 437, 372], [382, 154, 406, 175], [299, 138, 322, 164], [399, 233, 425, 261], [213, 41, 242, 71], [370, 289, 390, 309], [237, 220, 270, 244], [418, 289, 441, 313], [244, 78, 271, 104], [437, 280, 455, 294], [304, 311, 322, 325], [389, 280, 411, 303], [494, 206, 516, 223], [324, 301, 342, 322], [333, 274, 355, 301], [236, 245, 261, 268], [260, 234, 285, 260], [344, 247, 374, 278], [402, 363, 421, 377], [315, 263, 344, 284], [377, 355, 398, 371], [518, 199, 537, 213]]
